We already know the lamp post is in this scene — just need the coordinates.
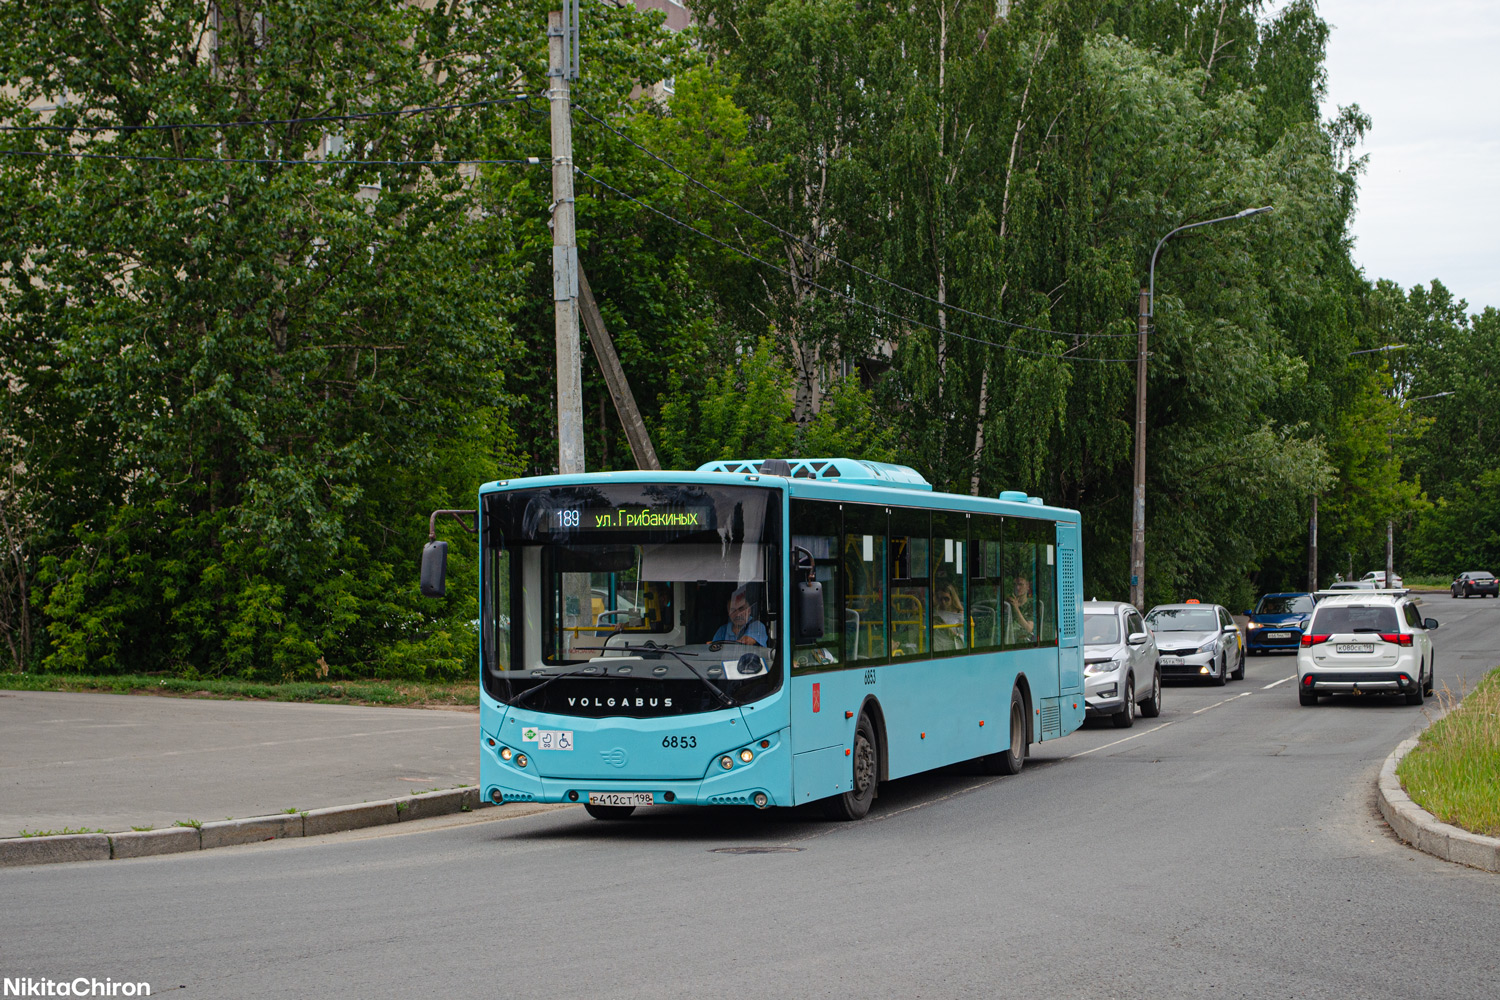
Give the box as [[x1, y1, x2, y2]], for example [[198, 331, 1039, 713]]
[[1131, 207, 1272, 610]]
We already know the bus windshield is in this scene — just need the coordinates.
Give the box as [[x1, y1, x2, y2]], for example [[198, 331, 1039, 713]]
[[482, 483, 781, 716]]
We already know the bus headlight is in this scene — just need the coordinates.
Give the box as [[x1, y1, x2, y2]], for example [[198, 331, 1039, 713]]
[[516, 753, 528, 768], [739, 748, 754, 763], [500, 746, 513, 761], [720, 755, 734, 770]]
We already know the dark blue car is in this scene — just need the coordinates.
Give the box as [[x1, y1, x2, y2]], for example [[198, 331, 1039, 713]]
[[1244, 592, 1317, 654]]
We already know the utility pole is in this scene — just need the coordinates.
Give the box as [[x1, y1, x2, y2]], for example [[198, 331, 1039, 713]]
[[1308, 495, 1318, 592], [1130, 286, 1148, 610], [1386, 519, 1395, 587], [549, 8, 584, 475]]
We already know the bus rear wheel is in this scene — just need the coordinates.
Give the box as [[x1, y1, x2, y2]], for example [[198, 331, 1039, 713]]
[[824, 714, 878, 821], [980, 688, 1027, 775], [584, 804, 636, 820]]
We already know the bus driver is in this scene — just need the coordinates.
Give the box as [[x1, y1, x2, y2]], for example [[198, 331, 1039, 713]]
[[712, 586, 769, 647]]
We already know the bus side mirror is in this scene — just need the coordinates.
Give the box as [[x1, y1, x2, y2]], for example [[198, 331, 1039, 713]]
[[420, 541, 448, 598], [791, 544, 824, 640], [795, 579, 825, 640]]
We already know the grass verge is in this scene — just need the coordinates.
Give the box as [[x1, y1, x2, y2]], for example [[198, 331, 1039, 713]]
[[1398, 667, 1500, 838], [0, 673, 477, 710]]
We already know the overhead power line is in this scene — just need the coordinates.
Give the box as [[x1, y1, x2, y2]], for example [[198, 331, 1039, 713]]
[[0, 149, 543, 168], [575, 166, 1134, 366], [0, 94, 537, 135], [574, 102, 1135, 342]]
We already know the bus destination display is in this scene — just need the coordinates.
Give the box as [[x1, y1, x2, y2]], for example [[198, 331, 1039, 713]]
[[548, 506, 714, 532]]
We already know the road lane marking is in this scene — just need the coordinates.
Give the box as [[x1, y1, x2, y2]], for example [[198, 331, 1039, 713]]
[[1262, 675, 1295, 690], [1064, 721, 1174, 759], [1192, 691, 1253, 714]]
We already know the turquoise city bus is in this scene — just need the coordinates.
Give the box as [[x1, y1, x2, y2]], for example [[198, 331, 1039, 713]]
[[422, 457, 1084, 821]]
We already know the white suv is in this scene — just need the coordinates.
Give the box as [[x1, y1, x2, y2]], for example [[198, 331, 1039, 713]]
[[1297, 591, 1438, 706]]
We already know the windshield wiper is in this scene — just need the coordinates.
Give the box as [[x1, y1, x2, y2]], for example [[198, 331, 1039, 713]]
[[592, 642, 740, 709], [510, 665, 627, 708]]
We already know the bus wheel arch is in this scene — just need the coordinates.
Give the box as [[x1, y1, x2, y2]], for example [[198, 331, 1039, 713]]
[[1012, 674, 1034, 750], [859, 695, 889, 784]]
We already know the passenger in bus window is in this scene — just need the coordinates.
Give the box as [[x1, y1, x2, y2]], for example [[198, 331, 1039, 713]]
[[1004, 575, 1036, 645], [933, 580, 964, 650], [712, 585, 768, 646]]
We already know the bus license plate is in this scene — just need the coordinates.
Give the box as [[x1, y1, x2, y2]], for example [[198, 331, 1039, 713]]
[[588, 792, 654, 807], [1336, 643, 1374, 654]]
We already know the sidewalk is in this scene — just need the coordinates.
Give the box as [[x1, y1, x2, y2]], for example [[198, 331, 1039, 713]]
[[0, 690, 478, 840]]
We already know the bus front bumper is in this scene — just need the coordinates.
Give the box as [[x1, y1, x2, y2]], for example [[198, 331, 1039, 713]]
[[480, 730, 790, 809]]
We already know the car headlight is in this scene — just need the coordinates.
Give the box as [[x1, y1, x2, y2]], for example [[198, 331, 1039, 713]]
[[1196, 640, 1218, 654], [1085, 658, 1124, 676], [1246, 621, 1262, 630]]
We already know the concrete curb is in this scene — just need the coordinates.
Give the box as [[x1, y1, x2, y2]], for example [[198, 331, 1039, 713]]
[[0, 786, 487, 868], [1377, 738, 1500, 872]]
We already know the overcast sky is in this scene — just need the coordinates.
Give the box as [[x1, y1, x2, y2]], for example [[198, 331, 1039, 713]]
[[1312, 0, 1500, 314]]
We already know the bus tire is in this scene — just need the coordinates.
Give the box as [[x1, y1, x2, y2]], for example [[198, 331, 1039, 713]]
[[981, 688, 1027, 775], [824, 714, 878, 821], [584, 804, 636, 820]]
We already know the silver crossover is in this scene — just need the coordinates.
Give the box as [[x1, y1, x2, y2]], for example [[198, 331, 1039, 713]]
[[1082, 601, 1161, 727], [1144, 603, 1244, 684]]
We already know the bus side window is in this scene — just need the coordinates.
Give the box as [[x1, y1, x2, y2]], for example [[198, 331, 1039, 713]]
[[890, 508, 931, 658], [1037, 529, 1057, 645], [931, 512, 969, 654], [1002, 519, 1039, 648], [844, 503, 887, 663], [968, 514, 1004, 653], [791, 499, 842, 671]]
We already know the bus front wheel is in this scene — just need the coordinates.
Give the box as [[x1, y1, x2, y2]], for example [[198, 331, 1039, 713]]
[[981, 688, 1027, 775], [824, 714, 878, 821], [584, 803, 636, 820]]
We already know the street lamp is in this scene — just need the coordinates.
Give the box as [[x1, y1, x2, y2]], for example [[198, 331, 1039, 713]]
[[1348, 344, 1409, 356], [1131, 206, 1272, 610]]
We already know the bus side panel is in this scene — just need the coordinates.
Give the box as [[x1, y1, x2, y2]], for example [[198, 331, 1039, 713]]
[[881, 655, 1004, 780], [789, 669, 862, 755], [792, 744, 852, 804], [788, 669, 864, 803]]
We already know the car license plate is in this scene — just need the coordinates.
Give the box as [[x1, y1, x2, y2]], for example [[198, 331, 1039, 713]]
[[1265, 631, 1291, 639], [588, 792, 654, 807], [1336, 643, 1374, 654], [1159, 655, 1182, 665]]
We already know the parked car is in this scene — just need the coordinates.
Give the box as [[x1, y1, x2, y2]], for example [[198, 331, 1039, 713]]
[[1360, 570, 1404, 589], [1297, 591, 1438, 706], [1244, 592, 1317, 655], [1144, 602, 1243, 684], [1082, 601, 1161, 728], [1450, 571, 1498, 598]]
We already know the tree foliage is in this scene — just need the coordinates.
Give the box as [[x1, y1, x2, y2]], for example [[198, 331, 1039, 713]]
[[2, 0, 1493, 678]]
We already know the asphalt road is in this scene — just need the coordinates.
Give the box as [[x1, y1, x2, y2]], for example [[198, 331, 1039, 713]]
[[3, 594, 1497, 999]]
